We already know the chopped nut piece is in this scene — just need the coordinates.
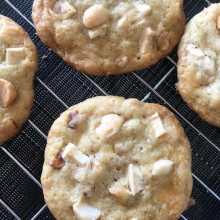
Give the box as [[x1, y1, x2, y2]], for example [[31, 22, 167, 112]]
[[95, 114, 124, 139], [88, 27, 106, 39], [73, 200, 101, 220], [62, 143, 90, 166], [109, 187, 131, 203], [49, 153, 64, 169], [83, 5, 109, 29], [67, 112, 78, 129], [61, 2, 76, 19], [136, 3, 151, 17], [217, 16, 220, 30], [152, 159, 173, 176], [140, 27, 156, 53], [149, 113, 167, 138], [128, 164, 143, 195], [6, 47, 25, 65], [0, 79, 17, 108]]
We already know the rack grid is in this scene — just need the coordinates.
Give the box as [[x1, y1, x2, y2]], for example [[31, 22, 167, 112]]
[[0, 0, 220, 219]]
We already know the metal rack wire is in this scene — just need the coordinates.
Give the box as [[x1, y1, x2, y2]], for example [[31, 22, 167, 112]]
[[0, 0, 219, 219]]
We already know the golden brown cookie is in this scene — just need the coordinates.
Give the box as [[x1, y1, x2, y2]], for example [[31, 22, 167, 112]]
[[32, 0, 185, 75], [0, 15, 38, 143], [41, 96, 192, 220], [177, 4, 220, 127]]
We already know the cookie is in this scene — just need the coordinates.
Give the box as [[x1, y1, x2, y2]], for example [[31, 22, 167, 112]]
[[41, 96, 192, 220], [32, 0, 185, 75], [177, 4, 220, 127], [0, 15, 38, 143]]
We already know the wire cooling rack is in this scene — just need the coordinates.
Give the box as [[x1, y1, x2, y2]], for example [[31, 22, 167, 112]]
[[0, 0, 220, 219]]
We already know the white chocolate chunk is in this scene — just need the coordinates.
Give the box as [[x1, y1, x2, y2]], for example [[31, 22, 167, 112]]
[[61, 2, 76, 19], [95, 114, 124, 139], [73, 200, 101, 220], [152, 159, 173, 176], [135, 3, 151, 17], [88, 27, 106, 39], [0, 79, 17, 108], [217, 16, 220, 30], [6, 48, 25, 65], [149, 113, 167, 138], [83, 5, 109, 29], [128, 164, 143, 195], [187, 45, 204, 58], [62, 143, 90, 166], [140, 27, 156, 53]]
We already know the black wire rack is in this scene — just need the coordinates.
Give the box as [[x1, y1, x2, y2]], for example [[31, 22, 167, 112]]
[[0, 0, 220, 219]]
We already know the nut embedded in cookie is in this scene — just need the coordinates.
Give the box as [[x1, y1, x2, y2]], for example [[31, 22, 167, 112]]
[[73, 199, 101, 220], [62, 143, 90, 166], [152, 159, 174, 176], [83, 5, 109, 29], [0, 79, 17, 108], [95, 114, 124, 139]]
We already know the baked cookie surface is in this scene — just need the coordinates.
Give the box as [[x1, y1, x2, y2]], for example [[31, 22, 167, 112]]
[[32, 0, 185, 75], [0, 15, 37, 143], [41, 96, 192, 220], [177, 4, 220, 127]]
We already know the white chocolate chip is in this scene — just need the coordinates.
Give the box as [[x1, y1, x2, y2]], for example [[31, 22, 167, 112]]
[[61, 2, 76, 19], [88, 27, 106, 39], [116, 55, 128, 67], [187, 45, 204, 58], [152, 159, 173, 176], [95, 114, 124, 139], [62, 143, 90, 166], [0, 79, 17, 108], [73, 200, 101, 220], [217, 16, 220, 30], [83, 5, 109, 29], [140, 27, 156, 53], [128, 164, 143, 195], [135, 3, 151, 17], [6, 48, 25, 65], [149, 113, 167, 138], [74, 167, 88, 182]]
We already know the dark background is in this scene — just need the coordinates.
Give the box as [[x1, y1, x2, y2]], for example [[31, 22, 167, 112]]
[[0, 0, 220, 219]]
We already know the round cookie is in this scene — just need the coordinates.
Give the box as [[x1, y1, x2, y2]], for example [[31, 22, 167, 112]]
[[177, 4, 220, 127], [32, 0, 185, 75], [0, 15, 38, 143], [41, 96, 192, 220]]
